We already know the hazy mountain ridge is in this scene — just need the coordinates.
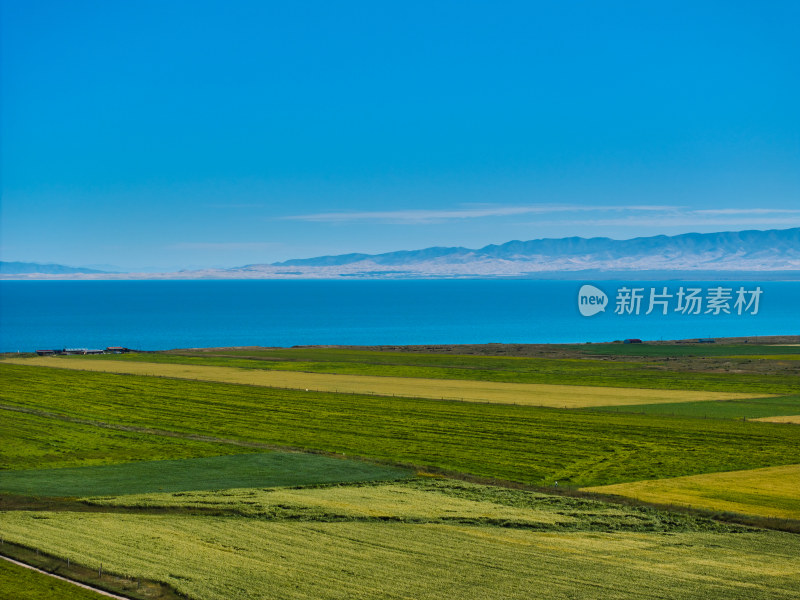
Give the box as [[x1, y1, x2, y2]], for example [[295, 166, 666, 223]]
[[3, 228, 798, 279], [271, 229, 799, 267], [0, 261, 112, 275], [273, 246, 473, 267]]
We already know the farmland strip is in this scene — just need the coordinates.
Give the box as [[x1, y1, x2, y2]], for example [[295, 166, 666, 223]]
[[2, 357, 772, 408], [2, 364, 800, 486]]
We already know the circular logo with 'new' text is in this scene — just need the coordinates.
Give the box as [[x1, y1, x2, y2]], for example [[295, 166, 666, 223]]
[[578, 284, 608, 317]]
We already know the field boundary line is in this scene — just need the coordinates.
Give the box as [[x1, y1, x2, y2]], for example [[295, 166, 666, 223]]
[[0, 553, 132, 600]]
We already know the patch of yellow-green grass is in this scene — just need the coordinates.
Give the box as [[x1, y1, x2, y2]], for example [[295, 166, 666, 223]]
[[2, 511, 799, 599], [752, 415, 800, 424], [84, 482, 576, 526], [582, 464, 800, 520], [2, 357, 770, 409]]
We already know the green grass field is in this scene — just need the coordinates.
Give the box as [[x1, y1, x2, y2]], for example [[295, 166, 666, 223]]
[[4, 475, 800, 599], [0, 558, 111, 600], [575, 343, 800, 358], [171, 342, 800, 359], [583, 395, 800, 419], [53, 346, 800, 394], [8, 356, 770, 408], [80, 478, 750, 532], [2, 510, 798, 600], [3, 363, 800, 486], [0, 407, 255, 471], [3, 343, 800, 600], [0, 453, 410, 497]]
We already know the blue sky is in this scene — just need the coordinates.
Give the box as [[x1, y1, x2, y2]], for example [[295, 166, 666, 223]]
[[2, 0, 799, 270]]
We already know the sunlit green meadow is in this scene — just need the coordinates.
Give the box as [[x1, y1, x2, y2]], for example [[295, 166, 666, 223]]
[[3, 342, 800, 599], [2, 511, 799, 600]]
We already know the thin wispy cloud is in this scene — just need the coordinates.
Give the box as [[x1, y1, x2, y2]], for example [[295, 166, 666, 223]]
[[693, 208, 800, 216], [170, 242, 281, 251], [535, 215, 800, 229], [280, 205, 680, 224], [205, 204, 265, 209], [282, 206, 551, 223]]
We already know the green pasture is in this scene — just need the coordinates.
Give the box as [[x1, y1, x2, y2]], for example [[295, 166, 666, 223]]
[[0, 408, 254, 471], [0, 559, 110, 600], [3, 344, 800, 600], [3, 476, 798, 600], [174, 343, 800, 360], [12, 356, 765, 408], [726, 354, 800, 360], [82, 478, 748, 533], [0, 453, 410, 497], [3, 363, 800, 486], [2, 511, 798, 600], [173, 343, 800, 363], [575, 343, 800, 358], [67, 349, 800, 394], [584, 394, 800, 419]]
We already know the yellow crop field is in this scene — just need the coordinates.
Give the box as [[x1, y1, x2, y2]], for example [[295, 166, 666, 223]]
[[582, 464, 800, 520], [752, 415, 800, 424], [2, 511, 799, 600], [2, 357, 768, 408]]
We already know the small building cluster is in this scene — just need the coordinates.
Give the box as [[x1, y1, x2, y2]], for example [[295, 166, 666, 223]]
[[35, 346, 132, 356]]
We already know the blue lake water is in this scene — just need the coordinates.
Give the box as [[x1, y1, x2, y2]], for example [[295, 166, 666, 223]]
[[0, 280, 797, 352]]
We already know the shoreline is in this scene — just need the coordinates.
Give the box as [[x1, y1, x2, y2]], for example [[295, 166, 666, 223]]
[[5, 335, 798, 358], [140, 335, 800, 355]]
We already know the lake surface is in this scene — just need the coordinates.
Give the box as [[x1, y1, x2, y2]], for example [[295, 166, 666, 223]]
[[0, 280, 797, 352]]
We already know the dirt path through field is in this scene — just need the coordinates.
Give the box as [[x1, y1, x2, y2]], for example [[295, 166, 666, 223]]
[[3, 357, 772, 408]]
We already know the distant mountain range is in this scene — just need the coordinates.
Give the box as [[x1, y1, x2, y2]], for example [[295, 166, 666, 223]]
[[241, 227, 800, 278], [269, 228, 800, 269], [0, 261, 113, 275], [3, 228, 799, 279]]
